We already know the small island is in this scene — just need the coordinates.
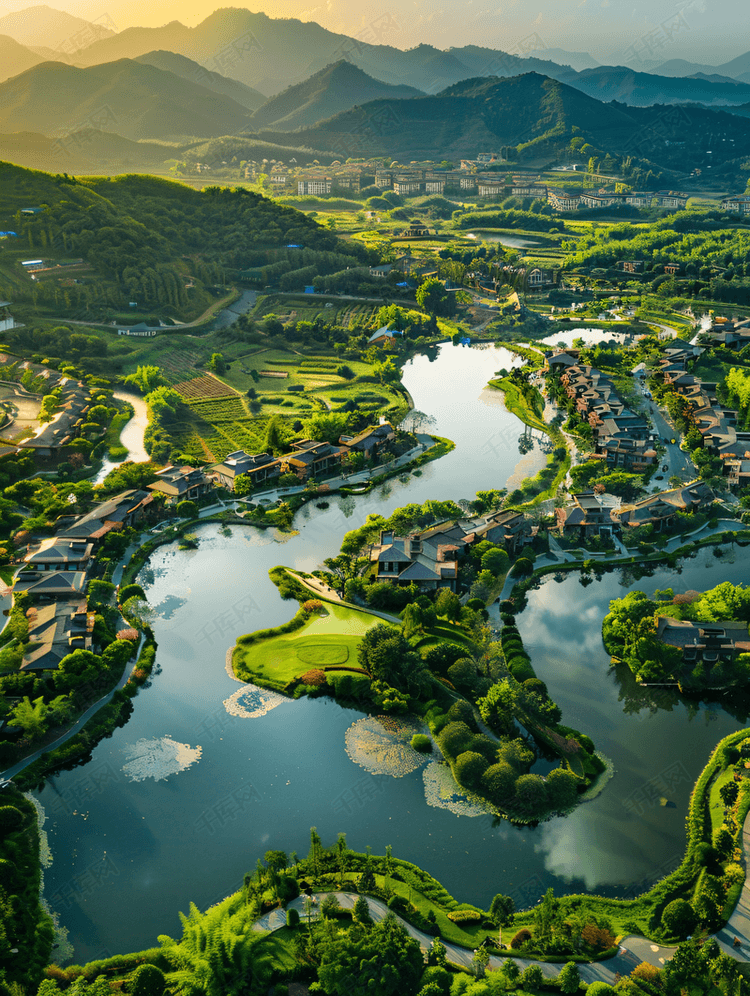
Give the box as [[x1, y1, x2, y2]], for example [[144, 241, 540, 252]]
[[603, 581, 750, 690], [232, 496, 605, 824]]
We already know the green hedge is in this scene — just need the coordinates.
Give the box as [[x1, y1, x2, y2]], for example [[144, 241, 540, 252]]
[[236, 607, 307, 646]]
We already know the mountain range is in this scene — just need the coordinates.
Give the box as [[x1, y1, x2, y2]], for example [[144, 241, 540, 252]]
[[257, 72, 750, 172], [0, 59, 253, 140], [3, 6, 750, 113]]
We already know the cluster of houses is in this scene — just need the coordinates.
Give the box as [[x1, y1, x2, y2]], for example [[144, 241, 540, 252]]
[[368, 510, 533, 591], [210, 423, 398, 490], [549, 349, 658, 476], [11, 489, 160, 674], [0, 355, 93, 463], [557, 480, 715, 541], [547, 347, 717, 538], [656, 335, 750, 490]]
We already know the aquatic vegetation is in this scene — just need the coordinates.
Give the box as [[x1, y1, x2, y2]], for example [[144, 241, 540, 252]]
[[121, 736, 202, 782], [422, 760, 495, 818], [345, 715, 428, 777], [223, 683, 289, 719]]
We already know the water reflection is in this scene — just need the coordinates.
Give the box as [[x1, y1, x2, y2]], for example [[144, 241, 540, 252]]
[[32, 349, 750, 959]]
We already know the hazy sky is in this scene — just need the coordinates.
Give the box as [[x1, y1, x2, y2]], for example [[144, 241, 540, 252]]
[[1, 0, 747, 65]]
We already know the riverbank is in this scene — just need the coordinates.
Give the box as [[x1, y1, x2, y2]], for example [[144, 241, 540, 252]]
[[55, 726, 750, 994]]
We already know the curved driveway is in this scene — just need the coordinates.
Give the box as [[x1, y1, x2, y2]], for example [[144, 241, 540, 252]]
[[252, 889, 677, 983]]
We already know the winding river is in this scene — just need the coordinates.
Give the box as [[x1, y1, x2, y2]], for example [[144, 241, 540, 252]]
[[34, 344, 748, 962]]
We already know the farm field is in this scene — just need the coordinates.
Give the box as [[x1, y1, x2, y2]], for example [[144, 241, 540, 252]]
[[167, 349, 407, 462]]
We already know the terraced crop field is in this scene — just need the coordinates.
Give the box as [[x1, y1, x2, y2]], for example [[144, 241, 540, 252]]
[[173, 375, 240, 400]]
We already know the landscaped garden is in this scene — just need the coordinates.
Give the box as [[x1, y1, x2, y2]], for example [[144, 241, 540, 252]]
[[232, 595, 389, 693]]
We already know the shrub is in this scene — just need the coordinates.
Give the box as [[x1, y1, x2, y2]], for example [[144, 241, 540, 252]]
[[286, 908, 300, 928], [119, 583, 146, 603], [661, 898, 696, 939], [411, 734, 433, 753], [130, 965, 166, 996], [445, 699, 478, 729], [0, 806, 25, 835], [437, 721, 475, 760], [507, 656, 536, 683], [454, 751, 489, 789], [510, 927, 532, 949], [446, 908, 483, 923], [288, 384, 304, 392], [481, 762, 517, 803], [512, 557, 533, 577]]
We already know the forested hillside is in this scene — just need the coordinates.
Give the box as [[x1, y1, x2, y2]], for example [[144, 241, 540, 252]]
[[0, 165, 373, 321]]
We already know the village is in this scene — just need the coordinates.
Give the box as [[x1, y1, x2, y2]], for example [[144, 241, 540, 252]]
[[2, 314, 747, 730]]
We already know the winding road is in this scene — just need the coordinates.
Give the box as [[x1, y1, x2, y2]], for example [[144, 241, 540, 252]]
[[249, 810, 750, 982], [252, 889, 677, 982]]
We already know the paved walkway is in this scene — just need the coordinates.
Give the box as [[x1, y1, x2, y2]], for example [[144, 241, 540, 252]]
[[0, 633, 144, 780], [251, 889, 675, 982], [250, 810, 750, 979]]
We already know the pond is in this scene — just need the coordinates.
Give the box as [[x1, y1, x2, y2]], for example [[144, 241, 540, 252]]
[[34, 347, 745, 961], [466, 233, 540, 248]]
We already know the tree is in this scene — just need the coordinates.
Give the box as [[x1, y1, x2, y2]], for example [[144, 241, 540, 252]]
[[233, 473, 254, 497], [124, 365, 166, 394], [305, 412, 350, 444], [353, 894, 373, 925], [477, 679, 517, 736], [489, 893, 515, 931], [481, 547, 510, 577], [8, 695, 48, 739], [208, 353, 226, 375], [357, 624, 430, 695], [662, 899, 696, 939], [472, 946, 490, 978], [435, 588, 461, 622], [264, 849, 288, 872], [585, 984, 615, 996], [359, 847, 376, 893], [336, 832, 348, 888], [558, 962, 581, 994], [533, 887, 561, 947], [720, 780, 739, 808], [176, 500, 198, 518], [309, 826, 323, 881], [416, 278, 457, 317], [316, 911, 423, 996], [522, 964, 544, 989]]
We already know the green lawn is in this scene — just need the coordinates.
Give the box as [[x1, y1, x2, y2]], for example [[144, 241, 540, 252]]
[[234, 602, 391, 687]]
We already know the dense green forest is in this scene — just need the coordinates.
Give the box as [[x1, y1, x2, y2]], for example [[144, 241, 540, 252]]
[[0, 164, 374, 321]]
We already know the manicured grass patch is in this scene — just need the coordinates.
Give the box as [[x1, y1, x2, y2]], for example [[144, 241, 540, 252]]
[[296, 641, 350, 665], [233, 602, 390, 689]]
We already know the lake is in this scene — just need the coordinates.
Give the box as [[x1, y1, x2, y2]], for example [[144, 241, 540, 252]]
[[35, 346, 744, 961]]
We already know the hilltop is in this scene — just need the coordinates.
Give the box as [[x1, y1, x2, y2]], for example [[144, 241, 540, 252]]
[[250, 60, 423, 131], [133, 49, 266, 111], [0, 33, 43, 83], [0, 4, 114, 50], [0, 163, 370, 326]]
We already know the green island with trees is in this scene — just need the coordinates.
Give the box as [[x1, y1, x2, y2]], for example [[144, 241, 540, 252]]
[[232, 495, 605, 824], [602, 582, 750, 690]]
